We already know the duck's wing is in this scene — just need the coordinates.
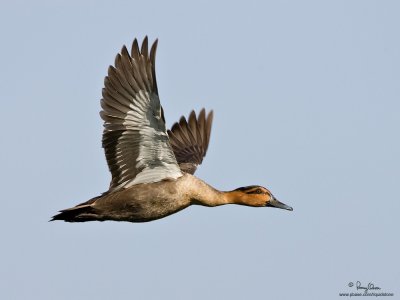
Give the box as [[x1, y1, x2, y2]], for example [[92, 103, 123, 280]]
[[101, 37, 182, 192], [167, 109, 213, 174]]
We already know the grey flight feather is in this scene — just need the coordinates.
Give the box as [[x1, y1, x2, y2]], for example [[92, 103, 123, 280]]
[[101, 37, 182, 192], [168, 109, 214, 174]]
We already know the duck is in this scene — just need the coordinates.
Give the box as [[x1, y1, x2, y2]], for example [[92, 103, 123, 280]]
[[51, 37, 293, 223]]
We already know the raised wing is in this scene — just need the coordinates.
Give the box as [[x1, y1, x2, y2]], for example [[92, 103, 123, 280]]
[[101, 37, 182, 192], [167, 109, 213, 174]]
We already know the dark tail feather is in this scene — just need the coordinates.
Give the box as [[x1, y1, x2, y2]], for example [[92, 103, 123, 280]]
[[50, 205, 99, 222]]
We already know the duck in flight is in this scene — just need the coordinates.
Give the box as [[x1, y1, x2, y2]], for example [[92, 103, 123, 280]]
[[51, 37, 293, 223]]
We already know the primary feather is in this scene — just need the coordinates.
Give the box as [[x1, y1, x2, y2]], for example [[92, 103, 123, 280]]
[[101, 37, 182, 192]]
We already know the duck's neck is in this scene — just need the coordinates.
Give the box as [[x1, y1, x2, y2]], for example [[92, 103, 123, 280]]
[[187, 176, 244, 207]]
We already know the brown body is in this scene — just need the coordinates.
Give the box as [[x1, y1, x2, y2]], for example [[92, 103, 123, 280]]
[[83, 174, 208, 222]]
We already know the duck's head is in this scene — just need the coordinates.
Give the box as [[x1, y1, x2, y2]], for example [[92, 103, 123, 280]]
[[230, 186, 293, 211]]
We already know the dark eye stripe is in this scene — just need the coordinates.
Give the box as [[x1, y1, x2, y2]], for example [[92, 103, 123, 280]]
[[235, 185, 259, 192], [234, 186, 266, 194], [246, 188, 263, 194]]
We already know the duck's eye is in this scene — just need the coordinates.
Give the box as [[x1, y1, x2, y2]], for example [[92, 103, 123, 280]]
[[255, 188, 263, 194]]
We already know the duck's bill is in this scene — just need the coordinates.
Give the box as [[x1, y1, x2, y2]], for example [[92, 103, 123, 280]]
[[267, 198, 293, 211]]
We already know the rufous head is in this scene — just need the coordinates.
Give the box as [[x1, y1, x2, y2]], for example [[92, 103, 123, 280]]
[[230, 185, 293, 211]]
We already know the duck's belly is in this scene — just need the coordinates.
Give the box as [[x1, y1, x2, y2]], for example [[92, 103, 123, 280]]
[[94, 177, 192, 222]]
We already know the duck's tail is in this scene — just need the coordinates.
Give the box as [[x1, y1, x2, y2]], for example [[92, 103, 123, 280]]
[[50, 196, 102, 222]]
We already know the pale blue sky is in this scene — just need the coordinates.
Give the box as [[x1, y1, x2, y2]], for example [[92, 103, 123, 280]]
[[1, 1, 399, 299]]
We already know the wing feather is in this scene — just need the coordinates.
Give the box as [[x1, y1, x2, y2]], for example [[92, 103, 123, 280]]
[[168, 109, 213, 174], [101, 37, 182, 192]]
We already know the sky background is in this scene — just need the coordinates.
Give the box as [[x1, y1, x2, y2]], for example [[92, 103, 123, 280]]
[[1, 1, 399, 299]]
